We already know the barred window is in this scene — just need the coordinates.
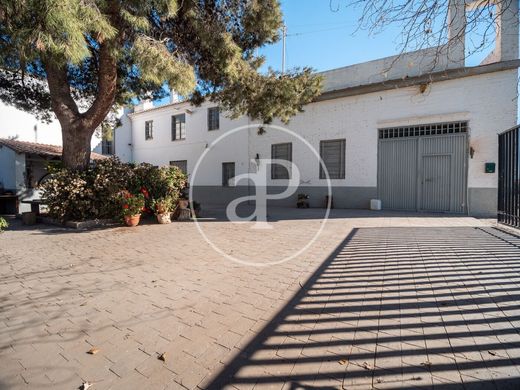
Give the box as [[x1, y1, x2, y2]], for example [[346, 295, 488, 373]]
[[208, 107, 220, 131], [320, 139, 345, 179], [379, 122, 468, 139], [145, 120, 153, 140], [271, 143, 292, 179], [222, 162, 235, 186]]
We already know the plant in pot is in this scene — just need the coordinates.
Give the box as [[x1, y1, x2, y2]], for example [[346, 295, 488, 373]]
[[153, 197, 174, 224], [120, 192, 145, 227]]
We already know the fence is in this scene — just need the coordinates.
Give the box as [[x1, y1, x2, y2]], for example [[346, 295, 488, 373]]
[[498, 125, 520, 228]]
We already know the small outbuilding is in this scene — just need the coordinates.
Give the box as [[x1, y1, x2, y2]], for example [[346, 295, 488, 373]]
[[0, 138, 105, 214]]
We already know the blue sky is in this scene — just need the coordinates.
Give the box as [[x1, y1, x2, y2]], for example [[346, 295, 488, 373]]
[[258, 0, 492, 73]]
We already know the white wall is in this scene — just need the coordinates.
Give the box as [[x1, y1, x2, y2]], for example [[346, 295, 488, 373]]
[[257, 69, 517, 190], [126, 69, 517, 196], [0, 103, 62, 145], [0, 146, 17, 189], [129, 101, 250, 184], [0, 102, 102, 149]]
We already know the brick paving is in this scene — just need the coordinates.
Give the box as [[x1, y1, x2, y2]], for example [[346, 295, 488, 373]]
[[0, 209, 519, 389]]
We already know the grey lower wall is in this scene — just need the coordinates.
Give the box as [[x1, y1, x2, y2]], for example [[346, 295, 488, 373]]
[[191, 185, 498, 217], [468, 187, 497, 217], [190, 185, 377, 209]]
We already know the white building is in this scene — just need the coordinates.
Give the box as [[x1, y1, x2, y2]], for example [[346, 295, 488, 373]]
[[111, 0, 518, 217]]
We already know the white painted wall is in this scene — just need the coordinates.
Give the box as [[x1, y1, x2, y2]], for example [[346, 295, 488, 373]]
[[260, 69, 517, 190], [124, 69, 517, 200], [0, 102, 102, 149], [129, 101, 250, 184], [0, 146, 17, 189]]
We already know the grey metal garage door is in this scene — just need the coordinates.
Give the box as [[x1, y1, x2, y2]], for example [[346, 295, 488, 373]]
[[378, 122, 468, 213]]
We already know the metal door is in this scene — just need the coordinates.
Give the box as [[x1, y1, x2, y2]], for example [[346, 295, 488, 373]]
[[378, 122, 467, 213], [421, 154, 451, 211]]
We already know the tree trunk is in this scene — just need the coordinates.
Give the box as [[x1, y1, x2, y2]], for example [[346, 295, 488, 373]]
[[61, 123, 96, 171]]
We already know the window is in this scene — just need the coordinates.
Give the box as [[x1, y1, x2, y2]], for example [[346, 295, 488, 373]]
[[101, 139, 114, 155], [170, 160, 188, 175], [222, 162, 235, 186], [208, 107, 220, 131], [145, 120, 153, 140], [320, 139, 345, 179], [378, 121, 468, 139], [172, 114, 186, 141], [271, 142, 292, 179]]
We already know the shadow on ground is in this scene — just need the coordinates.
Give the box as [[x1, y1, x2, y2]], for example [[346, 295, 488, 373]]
[[207, 226, 520, 389]]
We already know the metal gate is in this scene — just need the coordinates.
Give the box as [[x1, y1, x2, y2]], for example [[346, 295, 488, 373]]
[[378, 122, 468, 213], [498, 125, 520, 228]]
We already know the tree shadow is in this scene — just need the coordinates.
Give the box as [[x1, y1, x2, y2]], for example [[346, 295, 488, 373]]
[[207, 226, 520, 389]]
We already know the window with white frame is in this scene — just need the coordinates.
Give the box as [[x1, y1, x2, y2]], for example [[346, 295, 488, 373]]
[[319, 139, 345, 179], [145, 120, 153, 140], [271, 142, 292, 179], [208, 107, 220, 131], [171, 114, 186, 141]]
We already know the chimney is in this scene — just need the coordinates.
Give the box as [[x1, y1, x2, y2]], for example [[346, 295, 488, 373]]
[[170, 90, 181, 104], [495, 0, 519, 61], [134, 100, 154, 113], [447, 0, 466, 67]]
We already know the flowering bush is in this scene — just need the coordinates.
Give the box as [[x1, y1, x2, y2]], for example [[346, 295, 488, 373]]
[[152, 196, 174, 214], [40, 157, 186, 222], [131, 164, 187, 211], [0, 217, 8, 232], [119, 192, 145, 217]]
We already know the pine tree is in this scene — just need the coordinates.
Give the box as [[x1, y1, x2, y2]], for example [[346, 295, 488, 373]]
[[0, 0, 322, 170]]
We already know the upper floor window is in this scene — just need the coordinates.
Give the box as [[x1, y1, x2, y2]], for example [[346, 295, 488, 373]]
[[145, 120, 153, 140], [271, 142, 292, 179], [319, 139, 346, 179], [172, 114, 186, 141], [208, 107, 220, 131]]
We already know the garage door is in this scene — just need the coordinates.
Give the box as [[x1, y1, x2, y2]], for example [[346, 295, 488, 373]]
[[378, 122, 468, 213]]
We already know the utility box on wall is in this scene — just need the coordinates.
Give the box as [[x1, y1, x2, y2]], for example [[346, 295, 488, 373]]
[[485, 162, 496, 174]]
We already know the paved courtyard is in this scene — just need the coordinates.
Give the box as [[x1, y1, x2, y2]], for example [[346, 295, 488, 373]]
[[1, 209, 520, 389]]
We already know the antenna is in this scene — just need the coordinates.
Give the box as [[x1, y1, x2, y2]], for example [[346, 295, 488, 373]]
[[34, 124, 38, 143], [281, 24, 287, 74]]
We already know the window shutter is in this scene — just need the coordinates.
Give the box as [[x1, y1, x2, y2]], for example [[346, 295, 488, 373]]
[[320, 140, 345, 179], [271, 143, 292, 179], [208, 107, 219, 131]]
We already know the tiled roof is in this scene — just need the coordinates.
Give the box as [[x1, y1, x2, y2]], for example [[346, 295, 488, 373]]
[[0, 138, 106, 160]]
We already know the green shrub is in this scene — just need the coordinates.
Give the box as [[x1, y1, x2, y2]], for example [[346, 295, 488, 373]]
[[40, 158, 186, 222], [0, 217, 8, 232]]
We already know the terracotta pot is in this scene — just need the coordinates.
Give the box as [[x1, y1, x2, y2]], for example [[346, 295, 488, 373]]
[[156, 213, 171, 224], [124, 214, 141, 227], [178, 199, 189, 209]]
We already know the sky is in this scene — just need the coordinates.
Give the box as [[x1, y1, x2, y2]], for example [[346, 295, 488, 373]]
[[0, 0, 507, 144], [257, 0, 493, 73]]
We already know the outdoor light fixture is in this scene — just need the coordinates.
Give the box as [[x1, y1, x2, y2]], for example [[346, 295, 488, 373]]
[[255, 153, 260, 165]]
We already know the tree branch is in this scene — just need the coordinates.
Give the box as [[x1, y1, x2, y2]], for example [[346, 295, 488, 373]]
[[43, 59, 80, 126]]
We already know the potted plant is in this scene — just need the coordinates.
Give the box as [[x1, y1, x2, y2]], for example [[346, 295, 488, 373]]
[[153, 197, 174, 224], [120, 192, 145, 227]]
